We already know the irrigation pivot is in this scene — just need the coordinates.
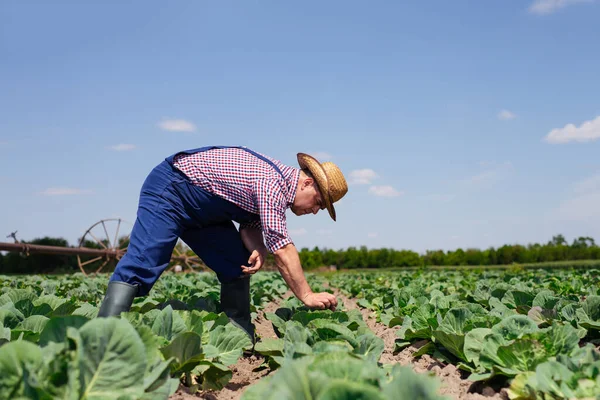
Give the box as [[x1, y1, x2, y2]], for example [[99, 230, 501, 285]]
[[0, 218, 205, 275]]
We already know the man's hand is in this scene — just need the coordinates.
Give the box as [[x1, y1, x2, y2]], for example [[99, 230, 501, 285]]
[[240, 226, 268, 276], [273, 243, 336, 310], [241, 249, 266, 275], [302, 292, 338, 311]]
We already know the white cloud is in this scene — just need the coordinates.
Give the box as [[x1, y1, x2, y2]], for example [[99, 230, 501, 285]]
[[157, 118, 196, 132], [368, 185, 402, 197], [498, 109, 517, 120], [39, 187, 93, 196], [289, 228, 307, 236], [543, 115, 600, 144], [108, 144, 136, 152], [528, 0, 592, 15], [310, 152, 333, 161], [367, 232, 378, 238], [349, 169, 378, 184]]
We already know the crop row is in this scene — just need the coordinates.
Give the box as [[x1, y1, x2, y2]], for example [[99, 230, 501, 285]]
[[329, 268, 600, 399], [246, 280, 450, 400], [0, 272, 287, 399]]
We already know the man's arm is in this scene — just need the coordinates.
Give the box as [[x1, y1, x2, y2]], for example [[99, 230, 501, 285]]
[[273, 243, 337, 310], [240, 226, 268, 254], [239, 226, 268, 275]]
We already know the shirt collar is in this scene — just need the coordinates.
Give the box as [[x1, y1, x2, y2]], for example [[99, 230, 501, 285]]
[[285, 168, 301, 208]]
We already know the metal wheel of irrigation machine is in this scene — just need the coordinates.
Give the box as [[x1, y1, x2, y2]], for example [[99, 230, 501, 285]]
[[0, 218, 206, 276]]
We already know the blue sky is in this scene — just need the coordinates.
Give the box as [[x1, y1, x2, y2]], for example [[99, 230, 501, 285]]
[[1, 0, 599, 254]]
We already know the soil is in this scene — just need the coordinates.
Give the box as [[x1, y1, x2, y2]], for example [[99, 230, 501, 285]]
[[334, 290, 509, 400], [169, 291, 293, 400]]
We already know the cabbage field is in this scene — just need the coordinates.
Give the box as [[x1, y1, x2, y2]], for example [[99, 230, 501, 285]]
[[1, 267, 599, 399]]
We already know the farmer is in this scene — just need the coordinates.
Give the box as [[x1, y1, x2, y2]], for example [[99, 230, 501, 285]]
[[97, 145, 348, 341]]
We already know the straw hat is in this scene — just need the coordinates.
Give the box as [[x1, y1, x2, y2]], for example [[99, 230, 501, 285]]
[[297, 153, 348, 221]]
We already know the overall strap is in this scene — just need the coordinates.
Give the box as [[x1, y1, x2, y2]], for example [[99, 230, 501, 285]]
[[236, 146, 286, 180], [167, 145, 286, 180]]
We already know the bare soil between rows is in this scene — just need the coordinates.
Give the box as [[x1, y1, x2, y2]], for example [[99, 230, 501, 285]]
[[333, 289, 509, 400], [169, 291, 292, 400]]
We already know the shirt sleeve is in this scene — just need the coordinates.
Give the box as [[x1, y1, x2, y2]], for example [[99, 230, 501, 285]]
[[253, 178, 293, 253]]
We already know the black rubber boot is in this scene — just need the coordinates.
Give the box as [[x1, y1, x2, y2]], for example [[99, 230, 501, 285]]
[[97, 281, 138, 317], [220, 276, 255, 344]]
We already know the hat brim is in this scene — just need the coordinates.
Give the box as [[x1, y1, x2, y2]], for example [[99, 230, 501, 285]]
[[297, 153, 336, 221]]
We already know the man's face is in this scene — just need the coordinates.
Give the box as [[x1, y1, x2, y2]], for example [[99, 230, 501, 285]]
[[291, 178, 325, 216]]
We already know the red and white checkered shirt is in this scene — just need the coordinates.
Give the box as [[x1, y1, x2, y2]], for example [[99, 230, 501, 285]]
[[172, 147, 300, 253]]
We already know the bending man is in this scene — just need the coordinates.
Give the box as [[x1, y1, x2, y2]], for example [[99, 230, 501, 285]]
[[97, 145, 348, 341]]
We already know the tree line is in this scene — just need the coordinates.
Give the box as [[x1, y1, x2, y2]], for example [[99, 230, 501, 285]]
[[0, 234, 598, 274], [297, 234, 600, 269]]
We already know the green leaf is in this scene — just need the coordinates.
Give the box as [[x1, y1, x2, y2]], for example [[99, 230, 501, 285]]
[[39, 315, 90, 347], [582, 296, 600, 320], [16, 315, 49, 334], [576, 295, 600, 331], [494, 339, 548, 376], [178, 310, 204, 337], [308, 352, 383, 384], [205, 324, 253, 366], [307, 319, 356, 344], [397, 304, 436, 340], [193, 361, 233, 391], [50, 302, 78, 318], [33, 294, 67, 310], [534, 361, 575, 398], [142, 357, 174, 394], [491, 315, 539, 340], [318, 380, 386, 400], [531, 290, 561, 310], [291, 310, 349, 326], [0, 302, 25, 325], [353, 334, 384, 363], [160, 331, 204, 374], [71, 303, 98, 319], [151, 305, 183, 340], [0, 340, 46, 399], [139, 378, 179, 400], [312, 340, 353, 354], [540, 323, 580, 355], [463, 328, 492, 366], [0, 323, 10, 345], [241, 356, 318, 399], [432, 307, 472, 361], [502, 290, 535, 310], [71, 317, 147, 400], [382, 364, 451, 400], [264, 312, 287, 337], [254, 338, 284, 357], [0, 289, 37, 308]]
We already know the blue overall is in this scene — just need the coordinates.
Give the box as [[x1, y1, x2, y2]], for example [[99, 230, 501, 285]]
[[110, 146, 285, 297]]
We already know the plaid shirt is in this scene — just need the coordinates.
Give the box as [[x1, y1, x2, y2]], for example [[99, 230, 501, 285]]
[[172, 147, 300, 253]]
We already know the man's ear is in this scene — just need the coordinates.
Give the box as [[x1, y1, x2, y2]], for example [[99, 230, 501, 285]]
[[302, 176, 314, 189]]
